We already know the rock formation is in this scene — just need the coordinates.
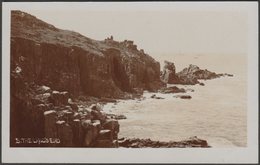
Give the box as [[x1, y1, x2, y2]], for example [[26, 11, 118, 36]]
[[174, 95, 192, 99], [11, 10, 164, 99], [159, 86, 186, 94], [161, 61, 227, 85], [118, 136, 210, 148], [10, 11, 215, 148], [10, 84, 120, 147], [160, 61, 179, 84], [176, 64, 221, 84], [10, 10, 167, 147]]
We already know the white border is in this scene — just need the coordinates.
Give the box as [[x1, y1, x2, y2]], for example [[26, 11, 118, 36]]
[[2, 2, 258, 163]]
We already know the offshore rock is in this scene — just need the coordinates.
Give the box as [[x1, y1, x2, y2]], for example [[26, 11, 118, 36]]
[[174, 95, 192, 99], [176, 64, 221, 85], [161, 61, 225, 85], [160, 61, 179, 84], [159, 86, 186, 94]]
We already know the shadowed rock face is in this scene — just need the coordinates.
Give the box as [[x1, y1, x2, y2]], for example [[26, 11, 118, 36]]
[[11, 10, 164, 98], [10, 10, 165, 147]]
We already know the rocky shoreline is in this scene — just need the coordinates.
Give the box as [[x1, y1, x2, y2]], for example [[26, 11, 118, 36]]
[[10, 10, 233, 148], [11, 82, 210, 148], [118, 136, 210, 148]]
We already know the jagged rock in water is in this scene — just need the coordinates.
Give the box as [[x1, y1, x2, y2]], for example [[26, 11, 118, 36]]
[[150, 94, 164, 99], [160, 61, 179, 84], [161, 61, 224, 85], [199, 82, 205, 86], [159, 86, 186, 94], [176, 64, 221, 84], [106, 114, 127, 120], [174, 95, 192, 99]]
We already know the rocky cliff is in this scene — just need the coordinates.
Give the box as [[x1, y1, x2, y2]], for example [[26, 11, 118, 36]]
[[10, 10, 164, 147], [11, 10, 163, 99]]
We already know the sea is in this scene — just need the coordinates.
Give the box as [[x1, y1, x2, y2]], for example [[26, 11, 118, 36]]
[[103, 53, 247, 147]]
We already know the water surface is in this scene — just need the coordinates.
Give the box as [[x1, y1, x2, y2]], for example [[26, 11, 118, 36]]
[[104, 54, 247, 147]]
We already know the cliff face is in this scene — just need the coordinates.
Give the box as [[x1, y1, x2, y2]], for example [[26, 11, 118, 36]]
[[10, 10, 164, 147], [11, 10, 163, 99]]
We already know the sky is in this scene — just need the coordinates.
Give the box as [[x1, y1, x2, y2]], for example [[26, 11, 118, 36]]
[[21, 3, 248, 57]]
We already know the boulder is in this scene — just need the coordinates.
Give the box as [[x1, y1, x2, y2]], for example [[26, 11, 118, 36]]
[[68, 101, 78, 111], [35, 93, 52, 103], [174, 95, 192, 99], [92, 120, 102, 130], [114, 114, 127, 120], [89, 103, 102, 111], [102, 119, 119, 139], [36, 85, 51, 94], [186, 136, 208, 147], [91, 110, 106, 123], [103, 119, 119, 131], [64, 111, 74, 123], [160, 86, 186, 94], [180, 95, 192, 99], [150, 94, 164, 99], [72, 112, 81, 120], [50, 91, 69, 106], [45, 103, 54, 109], [199, 82, 205, 86]]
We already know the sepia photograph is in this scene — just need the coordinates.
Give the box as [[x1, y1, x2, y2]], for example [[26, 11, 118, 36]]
[[1, 1, 258, 164]]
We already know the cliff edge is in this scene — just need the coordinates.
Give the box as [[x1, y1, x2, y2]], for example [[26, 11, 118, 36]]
[[11, 10, 164, 99]]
